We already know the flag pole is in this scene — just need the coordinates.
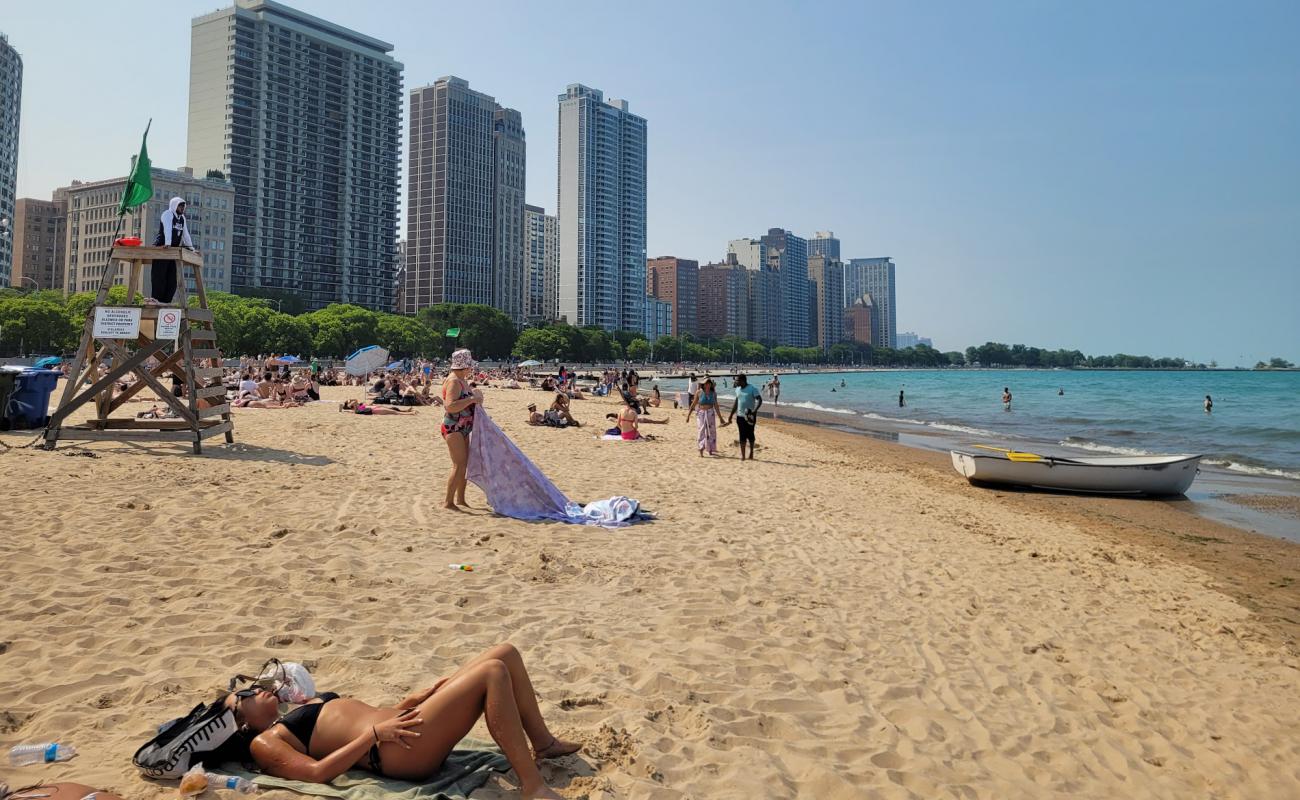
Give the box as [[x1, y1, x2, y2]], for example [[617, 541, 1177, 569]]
[[94, 119, 151, 301]]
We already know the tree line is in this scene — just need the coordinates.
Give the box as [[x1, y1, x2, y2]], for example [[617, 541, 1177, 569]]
[[0, 289, 1232, 369]]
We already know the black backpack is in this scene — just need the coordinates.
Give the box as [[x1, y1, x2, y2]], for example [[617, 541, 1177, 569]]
[[132, 701, 239, 779]]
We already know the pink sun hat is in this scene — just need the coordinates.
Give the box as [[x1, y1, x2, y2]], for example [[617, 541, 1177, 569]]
[[449, 348, 477, 371]]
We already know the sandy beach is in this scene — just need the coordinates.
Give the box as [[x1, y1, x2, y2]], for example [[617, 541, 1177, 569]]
[[2, 384, 1299, 799]]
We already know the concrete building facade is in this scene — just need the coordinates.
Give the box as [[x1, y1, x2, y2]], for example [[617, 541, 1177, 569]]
[[845, 294, 874, 345], [646, 256, 698, 336], [807, 253, 845, 351], [404, 77, 525, 322], [0, 33, 21, 286], [697, 261, 748, 340], [557, 84, 647, 333], [492, 108, 526, 323], [61, 168, 235, 295], [187, 0, 402, 311], [523, 204, 558, 323], [11, 196, 66, 291], [844, 257, 896, 349]]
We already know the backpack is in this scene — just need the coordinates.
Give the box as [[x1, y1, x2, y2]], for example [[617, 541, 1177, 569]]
[[132, 701, 239, 779]]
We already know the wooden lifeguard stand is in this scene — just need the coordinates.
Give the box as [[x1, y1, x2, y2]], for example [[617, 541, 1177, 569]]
[[43, 245, 234, 454]]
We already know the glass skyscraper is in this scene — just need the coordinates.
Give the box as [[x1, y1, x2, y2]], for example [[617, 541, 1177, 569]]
[[557, 84, 647, 333], [187, 0, 402, 311], [0, 33, 21, 287], [845, 257, 896, 349]]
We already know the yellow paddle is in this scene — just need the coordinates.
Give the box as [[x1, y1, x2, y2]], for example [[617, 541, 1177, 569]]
[[971, 444, 1047, 462]]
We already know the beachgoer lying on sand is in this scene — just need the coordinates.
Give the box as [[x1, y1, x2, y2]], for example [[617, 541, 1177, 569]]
[[527, 403, 546, 425], [234, 397, 300, 409], [211, 643, 574, 800], [0, 782, 125, 799], [340, 399, 413, 416]]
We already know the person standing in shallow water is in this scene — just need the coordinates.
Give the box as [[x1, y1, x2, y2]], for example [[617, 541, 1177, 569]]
[[1205, 394, 1213, 413], [1002, 387, 1012, 411], [899, 389, 905, 407]]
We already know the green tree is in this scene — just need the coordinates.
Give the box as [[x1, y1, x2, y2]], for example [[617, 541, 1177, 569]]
[[377, 314, 441, 357], [626, 338, 651, 362], [417, 303, 517, 358], [512, 327, 569, 361], [0, 297, 76, 355], [1269, 357, 1295, 369]]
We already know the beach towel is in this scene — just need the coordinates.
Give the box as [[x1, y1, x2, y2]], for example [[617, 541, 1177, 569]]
[[466, 408, 647, 527], [222, 738, 509, 799]]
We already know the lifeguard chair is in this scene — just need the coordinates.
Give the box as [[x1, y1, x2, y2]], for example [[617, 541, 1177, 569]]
[[43, 245, 234, 454]]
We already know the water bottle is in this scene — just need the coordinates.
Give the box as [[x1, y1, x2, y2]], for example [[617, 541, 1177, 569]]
[[9, 742, 77, 765], [205, 772, 258, 794]]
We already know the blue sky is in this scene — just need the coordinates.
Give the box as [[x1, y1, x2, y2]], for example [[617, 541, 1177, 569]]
[[6, 1, 1298, 366]]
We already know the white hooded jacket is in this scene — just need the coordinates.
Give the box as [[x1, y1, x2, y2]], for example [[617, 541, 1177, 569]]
[[158, 196, 195, 249]]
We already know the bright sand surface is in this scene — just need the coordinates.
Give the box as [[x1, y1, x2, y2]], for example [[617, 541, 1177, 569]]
[[2, 385, 1298, 799]]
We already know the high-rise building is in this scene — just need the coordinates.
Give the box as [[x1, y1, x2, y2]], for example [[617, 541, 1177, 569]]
[[60, 168, 236, 294], [844, 257, 896, 348], [0, 33, 21, 287], [727, 237, 765, 271], [646, 297, 673, 342], [557, 84, 647, 332], [404, 78, 526, 321], [697, 261, 748, 340], [761, 228, 810, 347], [188, 0, 402, 311], [393, 239, 406, 312], [809, 230, 840, 261], [896, 332, 932, 349], [745, 269, 781, 346], [646, 256, 699, 336], [523, 204, 558, 323], [845, 294, 873, 345], [807, 253, 844, 351], [12, 195, 66, 291], [493, 108, 526, 323]]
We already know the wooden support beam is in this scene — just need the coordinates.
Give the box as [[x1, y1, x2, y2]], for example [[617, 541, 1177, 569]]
[[101, 341, 200, 427], [46, 338, 171, 428]]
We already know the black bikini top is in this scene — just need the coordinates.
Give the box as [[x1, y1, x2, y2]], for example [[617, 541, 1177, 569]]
[[275, 692, 340, 748]]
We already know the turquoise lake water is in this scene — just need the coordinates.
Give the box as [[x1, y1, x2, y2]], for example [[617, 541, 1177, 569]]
[[666, 369, 1300, 481]]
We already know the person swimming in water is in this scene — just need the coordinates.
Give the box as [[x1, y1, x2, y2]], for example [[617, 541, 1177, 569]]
[[1058, 387, 1064, 396]]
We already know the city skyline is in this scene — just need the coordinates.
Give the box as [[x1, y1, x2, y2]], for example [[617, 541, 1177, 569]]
[[3, 1, 1298, 364]]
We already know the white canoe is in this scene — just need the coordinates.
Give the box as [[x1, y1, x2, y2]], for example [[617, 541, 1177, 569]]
[[951, 450, 1202, 496]]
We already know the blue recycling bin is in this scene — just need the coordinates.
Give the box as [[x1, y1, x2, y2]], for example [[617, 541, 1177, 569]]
[[6, 369, 61, 430]]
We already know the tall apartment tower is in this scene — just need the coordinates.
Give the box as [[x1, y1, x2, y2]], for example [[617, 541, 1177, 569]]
[[697, 260, 749, 340], [0, 33, 22, 287], [523, 204, 558, 323], [845, 257, 896, 349], [807, 253, 845, 351], [809, 231, 840, 261], [646, 256, 699, 336], [761, 228, 810, 347], [557, 84, 647, 332], [12, 195, 67, 291], [404, 78, 525, 321], [725, 239, 779, 346], [187, 0, 403, 311], [493, 108, 526, 323]]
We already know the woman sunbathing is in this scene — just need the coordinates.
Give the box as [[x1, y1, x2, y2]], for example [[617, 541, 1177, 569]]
[[340, 399, 414, 415], [212, 643, 575, 799]]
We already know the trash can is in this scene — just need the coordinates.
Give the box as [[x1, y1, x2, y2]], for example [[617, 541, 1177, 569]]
[[0, 369, 18, 431], [7, 369, 61, 430]]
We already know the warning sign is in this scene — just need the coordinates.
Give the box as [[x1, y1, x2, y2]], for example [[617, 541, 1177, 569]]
[[156, 308, 183, 340], [92, 306, 142, 340]]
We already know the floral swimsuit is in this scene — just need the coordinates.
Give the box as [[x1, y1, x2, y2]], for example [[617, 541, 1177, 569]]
[[441, 384, 475, 438]]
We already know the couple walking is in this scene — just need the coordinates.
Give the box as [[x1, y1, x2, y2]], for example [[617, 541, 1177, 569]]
[[686, 374, 764, 460]]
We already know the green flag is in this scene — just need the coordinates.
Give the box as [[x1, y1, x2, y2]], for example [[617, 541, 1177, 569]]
[[117, 120, 153, 215], [446, 327, 461, 338]]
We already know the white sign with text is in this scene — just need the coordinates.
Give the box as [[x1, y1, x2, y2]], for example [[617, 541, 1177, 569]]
[[156, 308, 183, 340], [92, 306, 142, 340]]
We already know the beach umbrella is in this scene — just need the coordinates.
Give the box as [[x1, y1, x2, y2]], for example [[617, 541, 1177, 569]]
[[517, 359, 543, 368], [278, 355, 301, 363], [344, 345, 389, 376], [34, 356, 62, 369], [386, 361, 404, 370]]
